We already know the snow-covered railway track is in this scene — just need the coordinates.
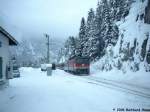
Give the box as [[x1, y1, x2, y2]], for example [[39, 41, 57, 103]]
[[80, 76, 150, 99]]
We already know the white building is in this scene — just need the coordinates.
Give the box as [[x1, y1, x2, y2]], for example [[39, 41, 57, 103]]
[[0, 26, 18, 88]]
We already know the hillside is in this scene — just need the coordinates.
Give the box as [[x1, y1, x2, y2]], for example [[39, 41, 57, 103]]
[[92, 0, 150, 73], [10, 37, 64, 67]]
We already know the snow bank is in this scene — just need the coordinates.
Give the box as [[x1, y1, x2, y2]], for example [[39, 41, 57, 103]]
[[91, 65, 150, 89]]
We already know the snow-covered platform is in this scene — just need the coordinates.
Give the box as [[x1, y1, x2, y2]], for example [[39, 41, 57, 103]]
[[0, 68, 150, 112]]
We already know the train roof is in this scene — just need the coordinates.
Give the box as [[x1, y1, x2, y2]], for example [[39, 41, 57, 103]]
[[69, 56, 90, 60]]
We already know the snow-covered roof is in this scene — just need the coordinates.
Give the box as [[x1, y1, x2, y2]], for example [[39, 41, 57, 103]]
[[0, 26, 18, 45]]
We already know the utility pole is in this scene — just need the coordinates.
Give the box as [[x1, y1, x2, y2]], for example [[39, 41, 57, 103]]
[[45, 34, 50, 63]]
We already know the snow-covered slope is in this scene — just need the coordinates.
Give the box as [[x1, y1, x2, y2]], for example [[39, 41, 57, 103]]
[[92, 0, 150, 73]]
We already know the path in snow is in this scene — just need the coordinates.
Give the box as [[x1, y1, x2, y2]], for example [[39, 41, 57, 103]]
[[0, 68, 150, 112]]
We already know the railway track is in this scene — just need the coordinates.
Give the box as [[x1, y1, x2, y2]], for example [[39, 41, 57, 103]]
[[61, 69, 150, 99], [80, 76, 150, 99]]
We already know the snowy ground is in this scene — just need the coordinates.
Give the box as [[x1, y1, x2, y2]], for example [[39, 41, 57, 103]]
[[91, 65, 150, 90], [0, 68, 150, 112]]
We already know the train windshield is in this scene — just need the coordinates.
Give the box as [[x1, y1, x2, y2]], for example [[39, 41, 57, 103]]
[[76, 58, 89, 64], [13, 66, 18, 70]]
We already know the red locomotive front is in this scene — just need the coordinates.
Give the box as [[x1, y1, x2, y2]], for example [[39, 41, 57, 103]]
[[67, 56, 90, 75]]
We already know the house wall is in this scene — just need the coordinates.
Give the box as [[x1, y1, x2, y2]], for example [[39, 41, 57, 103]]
[[0, 32, 9, 88]]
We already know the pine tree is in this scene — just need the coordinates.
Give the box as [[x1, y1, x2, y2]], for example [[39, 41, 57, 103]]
[[76, 17, 87, 57], [110, 0, 131, 21], [68, 36, 77, 58], [59, 36, 78, 62], [87, 1, 105, 61], [63, 39, 70, 60], [101, 0, 119, 48], [82, 8, 95, 57]]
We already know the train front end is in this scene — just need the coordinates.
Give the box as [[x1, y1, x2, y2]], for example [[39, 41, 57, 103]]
[[74, 57, 90, 75]]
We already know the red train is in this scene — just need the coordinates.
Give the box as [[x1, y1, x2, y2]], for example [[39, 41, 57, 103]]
[[58, 56, 90, 75]]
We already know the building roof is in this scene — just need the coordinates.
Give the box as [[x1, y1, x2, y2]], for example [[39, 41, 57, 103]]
[[0, 26, 18, 46]]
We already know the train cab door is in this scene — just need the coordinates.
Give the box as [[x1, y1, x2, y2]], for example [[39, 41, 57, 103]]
[[0, 57, 3, 79]]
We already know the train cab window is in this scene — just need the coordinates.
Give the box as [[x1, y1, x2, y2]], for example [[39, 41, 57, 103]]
[[76, 58, 89, 64], [13, 66, 18, 70], [0, 57, 2, 79]]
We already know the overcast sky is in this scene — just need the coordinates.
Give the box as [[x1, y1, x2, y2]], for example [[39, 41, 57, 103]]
[[0, 0, 97, 39]]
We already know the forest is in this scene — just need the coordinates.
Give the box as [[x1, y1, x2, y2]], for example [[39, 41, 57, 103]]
[[58, 0, 150, 72]]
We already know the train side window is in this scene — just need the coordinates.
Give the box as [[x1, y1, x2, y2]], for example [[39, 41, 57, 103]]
[[0, 57, 3, 79]]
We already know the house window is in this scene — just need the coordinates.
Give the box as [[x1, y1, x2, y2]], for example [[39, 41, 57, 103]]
[[0, 41, 2, 47], [0, 57, 2, 79]]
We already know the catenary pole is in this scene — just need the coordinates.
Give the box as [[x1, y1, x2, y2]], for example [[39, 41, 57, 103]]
[[45, 34, 50, 63]]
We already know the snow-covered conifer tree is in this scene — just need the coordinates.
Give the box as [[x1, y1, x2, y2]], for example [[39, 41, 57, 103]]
[[76, 17, 86, 57], [82, 8, 95, 57]]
